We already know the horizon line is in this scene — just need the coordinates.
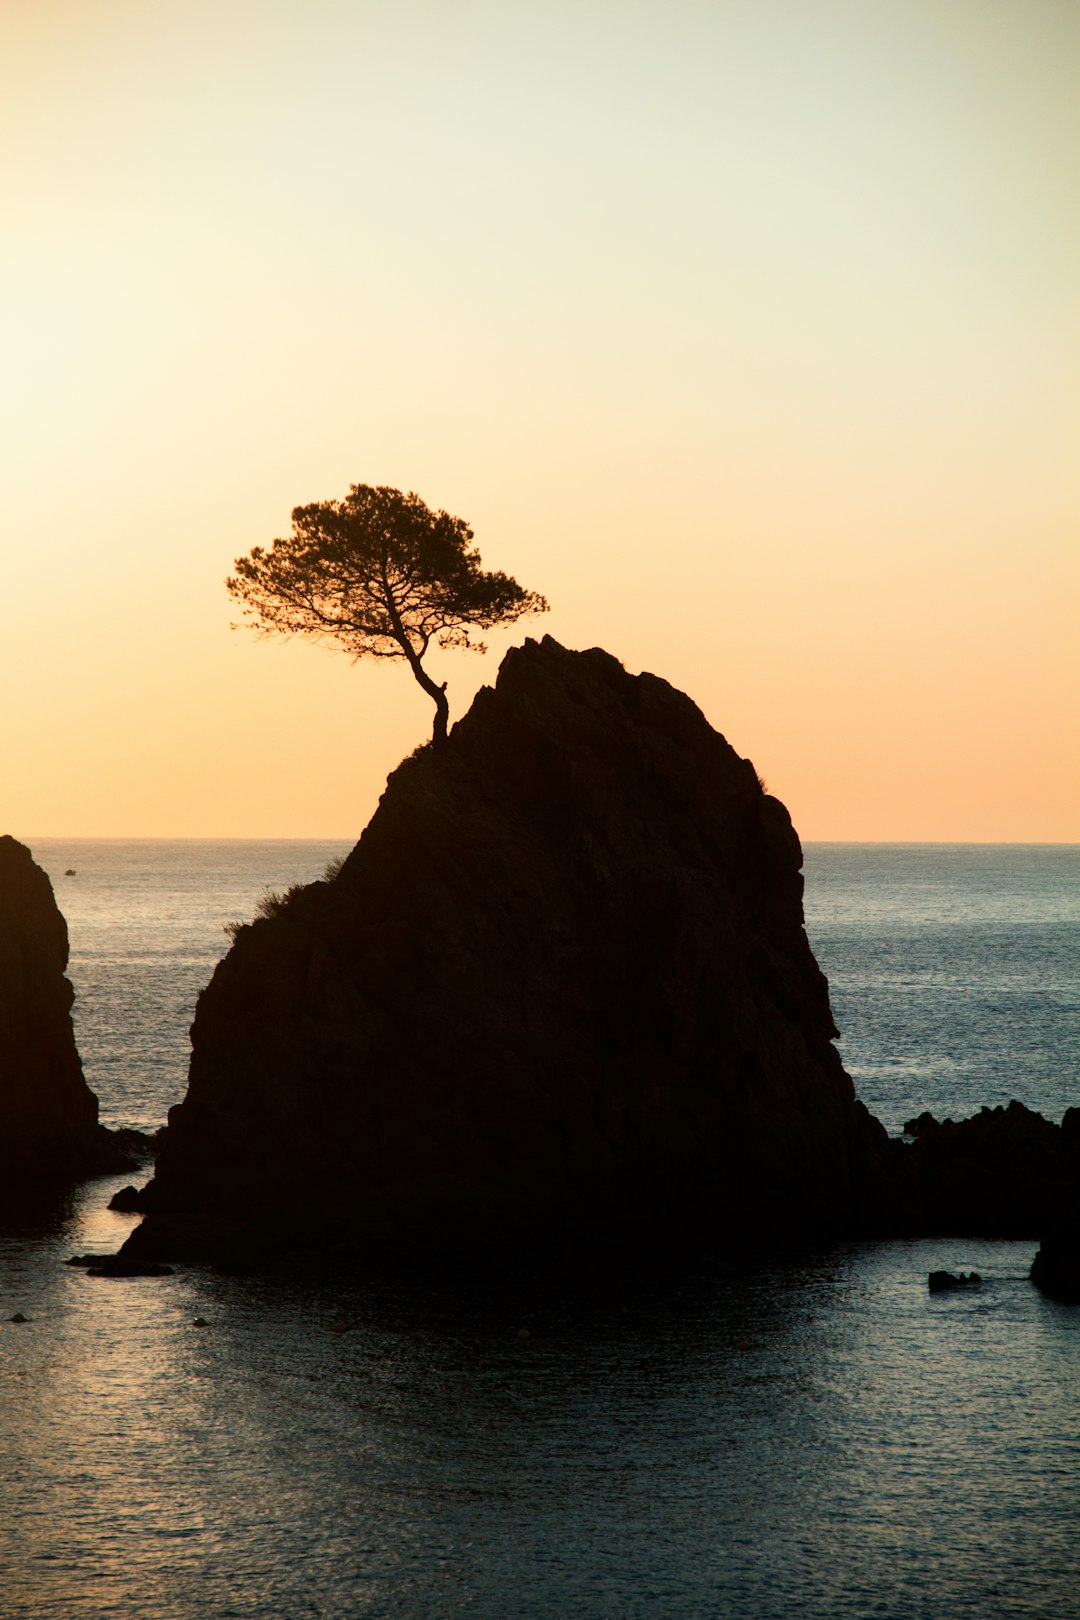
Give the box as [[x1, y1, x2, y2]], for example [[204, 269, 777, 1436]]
[[16, 835, 1080, 848]]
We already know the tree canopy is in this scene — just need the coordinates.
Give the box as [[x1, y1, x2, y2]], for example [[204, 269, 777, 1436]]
[[226, 484, 549, 745]]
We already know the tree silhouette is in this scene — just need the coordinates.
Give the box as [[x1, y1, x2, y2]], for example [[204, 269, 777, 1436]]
[[227, 484, 548, 746]]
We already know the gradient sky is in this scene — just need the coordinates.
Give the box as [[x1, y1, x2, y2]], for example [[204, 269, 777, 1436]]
[[4, 0, 1077, 840]]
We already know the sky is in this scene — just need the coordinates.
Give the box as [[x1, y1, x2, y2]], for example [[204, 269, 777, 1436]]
[[3, 0, 1077, 840]]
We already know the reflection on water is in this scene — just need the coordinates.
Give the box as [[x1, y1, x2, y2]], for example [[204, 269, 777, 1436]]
[[5, 844, 1079, 1615], [3, 1177, 1078, 1619]]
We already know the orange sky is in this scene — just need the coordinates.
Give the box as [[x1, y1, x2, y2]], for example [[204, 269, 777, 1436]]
[[3, 0, 1077, 840]]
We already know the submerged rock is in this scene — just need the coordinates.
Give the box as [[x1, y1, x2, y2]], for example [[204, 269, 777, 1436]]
[[126, 638, 890, 1265], [88, 1258, 175, 1278], [0, 835, 124, 1187]]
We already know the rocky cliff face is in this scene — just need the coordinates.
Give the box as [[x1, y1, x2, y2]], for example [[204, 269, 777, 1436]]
[[131, 639, 890, 1262], [0, 836, 113, 1185]]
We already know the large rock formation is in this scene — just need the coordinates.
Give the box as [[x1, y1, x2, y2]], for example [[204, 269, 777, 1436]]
[[127, 638, 890, 1264], [0, 836, 117, 1186]]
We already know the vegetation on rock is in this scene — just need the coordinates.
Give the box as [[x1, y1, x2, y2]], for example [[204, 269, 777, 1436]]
[[227, 484, 548, 745]]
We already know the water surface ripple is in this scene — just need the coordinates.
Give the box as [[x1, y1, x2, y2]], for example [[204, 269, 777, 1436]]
[[2, 841, 1076, 1615], [3, 1179, 1078, 1618]]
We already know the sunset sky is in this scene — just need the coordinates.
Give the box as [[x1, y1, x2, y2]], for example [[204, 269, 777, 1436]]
[[4, 0, 1077, 841]]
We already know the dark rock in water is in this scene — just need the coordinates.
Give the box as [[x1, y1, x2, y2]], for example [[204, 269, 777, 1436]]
[[928, 1269, 982, 1293], [0, 835, 127, 1187], [108, 1184, 148, 1213], [124, 638, 889, 1267], [890, 1100, 1080, 1237], [1030, 1227, 1080, 1303], [66, 1251, 173, 1277]]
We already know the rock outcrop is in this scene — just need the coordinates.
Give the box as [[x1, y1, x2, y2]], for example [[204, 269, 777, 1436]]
[[892, 1102, 1080, 1236], [0, 835, 118, 1186], [126, 638, 890, 1265], [927, 1270, 982, 1293]]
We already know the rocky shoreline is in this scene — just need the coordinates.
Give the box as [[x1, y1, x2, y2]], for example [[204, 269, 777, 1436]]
[[103, 1097, 1080, 1276]]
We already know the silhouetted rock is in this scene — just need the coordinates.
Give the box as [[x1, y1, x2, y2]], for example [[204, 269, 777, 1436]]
[[1030, 1227, 1080, 1303], [902, 1111, 939, 1139], [889, 1101, 1080, 1236], [88, 1258, 175, 1278], [110, 1125, 164, 1156], [0, 835, 125, 1187], [65, 1250, 172, 1277], [928, 1269, 982, 1293], [124, 638, 890, 1267], [108, 1184, 147, 1213]]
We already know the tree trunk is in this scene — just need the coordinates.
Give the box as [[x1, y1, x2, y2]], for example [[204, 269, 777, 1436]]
[[405, 653, 450, 747], [430, 683, 449, 748], [383, 589, 450, 747]]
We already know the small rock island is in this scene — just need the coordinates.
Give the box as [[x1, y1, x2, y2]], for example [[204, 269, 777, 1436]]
[[126, 637, 891, 1265]]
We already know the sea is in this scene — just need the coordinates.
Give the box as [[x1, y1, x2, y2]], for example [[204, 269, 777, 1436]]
[[2, 841, 1078, 1619]]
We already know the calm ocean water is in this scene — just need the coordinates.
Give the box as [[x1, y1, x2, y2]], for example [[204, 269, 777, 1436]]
[[2, 841, 1078, 1618]]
